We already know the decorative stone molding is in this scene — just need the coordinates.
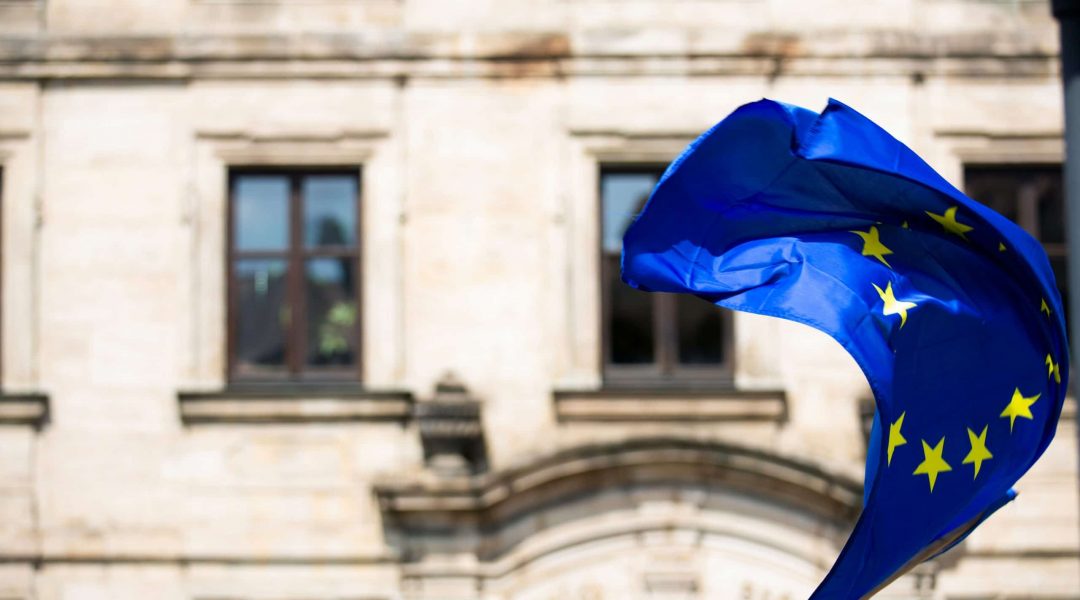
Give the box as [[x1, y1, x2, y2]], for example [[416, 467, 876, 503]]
[[177, 386, 412, 425], [375, 437, 861, 565], [931, 131, 1064, 188], [553, 387, 787, 422], [415, 373, 487, 476], [0, 392, 47, 428], [0, 130, 41, 392]]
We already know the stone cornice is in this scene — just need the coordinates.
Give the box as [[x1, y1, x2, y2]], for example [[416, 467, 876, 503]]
[[0, 552, 397, 566], [0, 29, 1059, 81]]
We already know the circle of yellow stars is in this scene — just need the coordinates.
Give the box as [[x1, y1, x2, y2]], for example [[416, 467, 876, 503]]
[[887, 382, 1040, 493], [849, 205, 1058, 493]]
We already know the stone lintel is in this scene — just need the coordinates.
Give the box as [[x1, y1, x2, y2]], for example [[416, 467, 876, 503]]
[[0, 56, 1058, 82]]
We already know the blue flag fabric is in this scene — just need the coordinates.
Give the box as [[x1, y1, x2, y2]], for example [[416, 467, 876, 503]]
[[621, 99, 1069, 598]]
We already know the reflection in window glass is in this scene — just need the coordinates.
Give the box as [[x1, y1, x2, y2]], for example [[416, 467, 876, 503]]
[[230, 169, 361, 380], [603, 171, 660, 366], [607, 254, 655, 364], [306, 258, 358, 366], [234, 259, 289, 369], [304, 175, 357, 248], [601, 173, 655, 253], [234, 176, 290, 251]]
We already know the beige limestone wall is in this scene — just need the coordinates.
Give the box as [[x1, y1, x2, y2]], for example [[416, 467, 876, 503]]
[[0, 0, 1073, 598]]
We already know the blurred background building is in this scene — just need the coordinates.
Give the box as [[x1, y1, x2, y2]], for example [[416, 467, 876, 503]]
[[0, 0, 1075, 598]]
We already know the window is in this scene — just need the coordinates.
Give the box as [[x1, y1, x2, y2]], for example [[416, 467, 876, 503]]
[[964, 165, 1067, 324], [228, 169, 361, 381], [600, 166, 733, 385]]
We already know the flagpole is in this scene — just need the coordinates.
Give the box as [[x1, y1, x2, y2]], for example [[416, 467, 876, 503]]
[[1051, 0, 1080, 514]]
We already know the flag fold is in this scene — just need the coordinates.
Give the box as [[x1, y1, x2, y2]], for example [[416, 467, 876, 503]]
[[621, 98, 1069, 598]]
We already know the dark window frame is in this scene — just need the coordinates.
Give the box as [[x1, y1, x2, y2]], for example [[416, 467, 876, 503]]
[[964, 163, 1063, 248], [226, 167, 363, 383], [599, 164, 734, 388], [964, 163, 1066, 303]]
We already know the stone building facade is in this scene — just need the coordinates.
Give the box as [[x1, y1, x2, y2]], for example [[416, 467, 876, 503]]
[[0, 1, 1076, 598]]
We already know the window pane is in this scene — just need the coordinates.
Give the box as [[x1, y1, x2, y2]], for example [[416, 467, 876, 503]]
[[964, 170, 1020, 225], [1037, 173, 1065, 245], [1051, 254, 1070, 330], [603, 170, 661, 366], [676, 294, 724, 364], [607, 254, 655, 364], [304, 175, 357, 248], [234, 175, 289, 251], [601, 171, 658, 253], [234, 259, 289, 369], [306, 258, 358, 367]]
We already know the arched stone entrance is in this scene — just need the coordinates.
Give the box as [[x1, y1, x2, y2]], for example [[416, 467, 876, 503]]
[[376, 437, 861, 600]]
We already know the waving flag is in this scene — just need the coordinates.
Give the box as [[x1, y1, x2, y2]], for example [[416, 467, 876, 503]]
[[621, 99, 1069, 598]]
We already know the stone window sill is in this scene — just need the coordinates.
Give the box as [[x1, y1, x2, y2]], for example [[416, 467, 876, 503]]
[[553, 387, 786, 423], [0, 392, 49, 429], [177, 384, 413, 425]]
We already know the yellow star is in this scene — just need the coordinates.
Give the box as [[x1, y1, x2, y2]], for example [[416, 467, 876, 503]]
[[901, 221, 910, 229], [1046, 354, 1062, 384], [872, 281, 917, 328], [1000, 387, 1040, 432], [1041, 298, 1051, 317], [851, 226, 894, 267], [962, 425, 993, 479], [925, 206, 973, 240], [913, 437, 952, 492], [887, 411, 908, 466], [998, 242, 1007, 252]]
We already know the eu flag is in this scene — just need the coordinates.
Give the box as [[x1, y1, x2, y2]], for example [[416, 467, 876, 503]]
[[621, 99, 1069, 597]]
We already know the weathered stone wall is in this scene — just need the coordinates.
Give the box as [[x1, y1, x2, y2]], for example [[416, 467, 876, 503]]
[[0, 1, 1074, 598]]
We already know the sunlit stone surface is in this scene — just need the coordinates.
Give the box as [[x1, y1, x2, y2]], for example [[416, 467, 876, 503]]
[[0, 1, 1073, 598]]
